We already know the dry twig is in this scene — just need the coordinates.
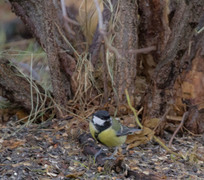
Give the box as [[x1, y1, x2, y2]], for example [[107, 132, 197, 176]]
[[168, 112, 189, 147], [129, 46, 156, 54], [60, 0, 79, 35]]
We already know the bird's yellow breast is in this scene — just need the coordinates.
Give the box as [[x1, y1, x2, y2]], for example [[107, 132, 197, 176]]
[[98, 127, 127, 147], [89, 121, 126, 147]]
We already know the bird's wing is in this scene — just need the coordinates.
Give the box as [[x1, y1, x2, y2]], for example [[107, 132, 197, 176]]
[[111, 117, 122, 132], [116, 125, 142, 137], [112, 117, 142, 136]]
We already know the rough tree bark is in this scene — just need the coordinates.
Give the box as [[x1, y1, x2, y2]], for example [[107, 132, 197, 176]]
[[0, 58, 51, 113], [139, 0, 204, 134], [4, 0, 204, 134], [8, 0, 81, 116], [113, 0, 138, 105], [177, 30, 204, 134]]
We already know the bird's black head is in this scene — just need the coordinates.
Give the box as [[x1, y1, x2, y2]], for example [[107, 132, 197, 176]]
[[92, 110, 112, 132], [93, 110, 110, 120]]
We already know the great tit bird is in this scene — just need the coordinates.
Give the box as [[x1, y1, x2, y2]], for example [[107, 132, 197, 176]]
[[89, 110, 141, 159]]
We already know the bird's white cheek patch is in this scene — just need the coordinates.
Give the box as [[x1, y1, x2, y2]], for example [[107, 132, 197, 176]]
[[93, 116, 104, 126]]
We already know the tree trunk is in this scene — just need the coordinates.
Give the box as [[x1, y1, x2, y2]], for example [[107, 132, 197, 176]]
[[140, 0, 204, 134], [0, 58, 52, 114], [9, 0, 80, 116], [113, 0, 138, 105], [178, 31, 204, 134], [6, 0, 204, 134]]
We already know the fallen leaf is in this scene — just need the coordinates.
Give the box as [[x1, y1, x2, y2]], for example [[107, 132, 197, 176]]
[[97, 166, 103, 172], [126, 127, 154, 149], [143, 118, 160, 129], [66, 171, 85, 178], [3, 139, 25, 149]]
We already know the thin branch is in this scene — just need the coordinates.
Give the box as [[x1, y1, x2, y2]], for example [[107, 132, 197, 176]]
[[103, 35, 122, 59], [168, 111, 189, 147], [154, 107, 171, 131], [93, 1, 155, 64], [129, 46, 157, 54], [60, 0, 67, 17], [92, 0, 122, 61], [60, 0, 79, 35], [90, 0, 115, 66], [93, 0, 105, 33], [63, 15, 80, 26], [61, 0, 80, 26]]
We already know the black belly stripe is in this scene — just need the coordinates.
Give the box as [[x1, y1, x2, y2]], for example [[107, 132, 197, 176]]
[[94, 131, 105, 145], [92, 119, 111, 146]]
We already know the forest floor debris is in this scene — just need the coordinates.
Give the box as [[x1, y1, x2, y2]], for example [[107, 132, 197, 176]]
[[0, 118, 203, 179]]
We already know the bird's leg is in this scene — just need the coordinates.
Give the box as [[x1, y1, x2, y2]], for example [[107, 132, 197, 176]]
[[94, 147, 102, 161], [102, 147, 118, 160], [112, 146, 119, 157]]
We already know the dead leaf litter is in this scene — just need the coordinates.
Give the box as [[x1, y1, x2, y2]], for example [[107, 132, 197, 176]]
[[0, 118, 203, 179]]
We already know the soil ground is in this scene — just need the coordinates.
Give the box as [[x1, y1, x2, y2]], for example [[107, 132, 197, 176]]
[[0, 118, 203, 180]]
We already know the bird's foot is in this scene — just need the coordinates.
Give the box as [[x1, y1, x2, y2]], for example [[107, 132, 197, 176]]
[[102, 147, 118, 161], [102, 155, 116, 161]]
